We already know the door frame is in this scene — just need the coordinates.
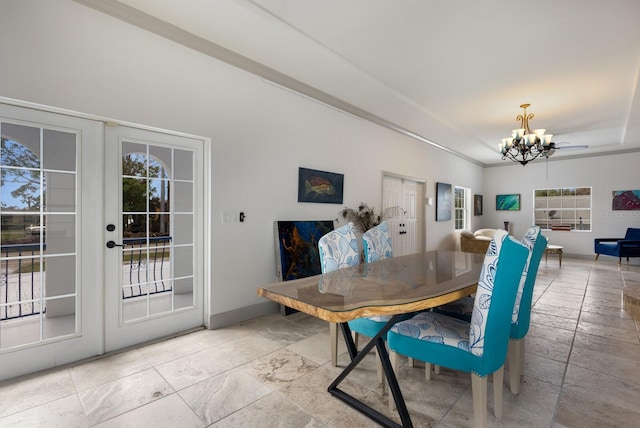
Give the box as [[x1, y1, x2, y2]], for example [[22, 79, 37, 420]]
[[103, 124, 209, 352], [0, 97, 211, 378], [0, 100, 104, 380], [382, 172, 426, 253]]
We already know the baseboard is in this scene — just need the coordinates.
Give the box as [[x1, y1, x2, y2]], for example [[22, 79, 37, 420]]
[[207, 300, 279, 329]]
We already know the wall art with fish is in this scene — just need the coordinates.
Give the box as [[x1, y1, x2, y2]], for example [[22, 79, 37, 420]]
[[298, 167, 344, 204]]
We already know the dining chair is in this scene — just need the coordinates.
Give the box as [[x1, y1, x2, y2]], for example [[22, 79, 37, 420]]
[[318, 222, 360, 367], [350, 222, 394, 343], [362, 221, 393, 263], [348, 221, 412, 384], [387, 230, 530, 428], [433, 226, 547, 394]]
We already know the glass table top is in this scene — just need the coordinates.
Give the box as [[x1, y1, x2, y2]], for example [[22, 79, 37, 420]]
[[258, 250, 484, 322]]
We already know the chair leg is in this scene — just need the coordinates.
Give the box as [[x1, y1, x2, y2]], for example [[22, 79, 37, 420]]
[[425, 364, 440, 379], [493, 366, 504, 420], [389, 351, 400, 411], [330, 322, 338, 367], [594, 254, 599, 262], [408, 357, 415, 367], [519, 339, 525, 377], [471, 373, 488, 428], [508, 339, 523, 395], [375, 346, 384, 386]]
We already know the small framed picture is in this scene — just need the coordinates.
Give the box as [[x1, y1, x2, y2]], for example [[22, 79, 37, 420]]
[[297, 167, 344, 204], [496, 194, 521, 211], [436, 182, 452, 221], [474, 195, 483, 216]]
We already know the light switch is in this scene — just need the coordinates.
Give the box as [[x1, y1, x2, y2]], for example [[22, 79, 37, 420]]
[[222, 211, 237, 223]]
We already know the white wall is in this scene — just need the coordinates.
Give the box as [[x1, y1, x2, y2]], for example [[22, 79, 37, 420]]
[[484, 153, 640, 257], [0, 1, 485, 325]]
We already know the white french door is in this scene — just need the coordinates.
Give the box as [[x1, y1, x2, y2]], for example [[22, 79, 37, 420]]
[[383, 175, 424, 256], [0, 101, 207, 381], [104, 125, 205, 352], [0, 103, 103, 381]]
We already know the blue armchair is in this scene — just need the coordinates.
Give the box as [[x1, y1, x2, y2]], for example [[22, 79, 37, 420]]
[[594, 228, 640, 266]]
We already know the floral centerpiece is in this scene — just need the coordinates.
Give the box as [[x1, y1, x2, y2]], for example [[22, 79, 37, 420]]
[[337, 202, 404, 233]]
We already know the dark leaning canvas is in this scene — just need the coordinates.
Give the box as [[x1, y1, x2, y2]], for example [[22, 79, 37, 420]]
[[274, 220, 335, 315]]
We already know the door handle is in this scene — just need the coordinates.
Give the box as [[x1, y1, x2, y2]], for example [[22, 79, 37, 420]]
[[106, 240, 124, 249]]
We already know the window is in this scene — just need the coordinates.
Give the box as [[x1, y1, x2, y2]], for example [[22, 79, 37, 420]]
[[454, 186, 469, 230], [534, 187, 591, 231]]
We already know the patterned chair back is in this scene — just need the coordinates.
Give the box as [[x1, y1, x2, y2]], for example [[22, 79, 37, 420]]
[[469, 230, 530, 361], [511, 226, 548, 339], [388, 229, 529, 378], [363, 221, 393, 263], [318, 222, 360, 274]]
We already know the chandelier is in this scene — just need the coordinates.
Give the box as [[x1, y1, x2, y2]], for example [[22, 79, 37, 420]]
[[499, 103, 554, 165]]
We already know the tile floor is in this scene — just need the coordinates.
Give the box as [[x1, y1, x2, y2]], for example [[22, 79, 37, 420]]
[[0, 257, 639, 427]]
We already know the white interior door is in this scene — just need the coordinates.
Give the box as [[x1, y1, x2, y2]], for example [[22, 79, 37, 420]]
[[104, 125, 205, 352], [0, 103, 103, 381], [383, 175, 424, 256]]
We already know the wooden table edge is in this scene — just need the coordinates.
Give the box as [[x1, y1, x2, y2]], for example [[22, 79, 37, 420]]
[[257, 284, 477, 323]]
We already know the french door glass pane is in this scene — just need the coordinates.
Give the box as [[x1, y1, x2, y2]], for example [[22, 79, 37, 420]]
[[120, 142, 194, 323], [1, 121, 78, 350]]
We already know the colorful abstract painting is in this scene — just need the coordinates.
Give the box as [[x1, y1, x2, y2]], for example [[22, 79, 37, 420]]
[[612, 190, 640, 210], [298, 167, 344, 204], [496, 194, 521, 211]]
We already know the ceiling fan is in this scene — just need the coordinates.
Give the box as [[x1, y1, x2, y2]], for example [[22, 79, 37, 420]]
[[543, 141, 589, 157], [541, 141, 589, 180]]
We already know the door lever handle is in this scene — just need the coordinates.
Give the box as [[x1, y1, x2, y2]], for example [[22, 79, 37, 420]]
[[106, 240, 124, 249]]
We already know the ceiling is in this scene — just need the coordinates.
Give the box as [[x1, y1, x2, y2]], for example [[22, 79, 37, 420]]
[[81, 0, 640, 167]]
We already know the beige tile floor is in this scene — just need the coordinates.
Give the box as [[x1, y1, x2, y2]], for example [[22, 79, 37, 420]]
[[1, 257, 639, 427]]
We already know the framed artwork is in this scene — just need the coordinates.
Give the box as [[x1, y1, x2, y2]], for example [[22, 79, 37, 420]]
[[298, 167, 344, 204], [496, 194, 521, 211], [436, 182, 452, 221], [612, 190, 640, 210], [274, 220, 334, 315], [474, 194, 483, 216]]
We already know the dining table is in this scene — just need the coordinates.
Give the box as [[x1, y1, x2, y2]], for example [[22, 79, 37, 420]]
[[257, 249, 485, 428]]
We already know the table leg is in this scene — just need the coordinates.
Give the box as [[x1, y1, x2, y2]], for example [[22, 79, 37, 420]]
[[329, 316, 413, 428]]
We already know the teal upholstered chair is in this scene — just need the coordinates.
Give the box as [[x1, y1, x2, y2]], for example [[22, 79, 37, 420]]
[[347, 221, 413, 383], [350, 222, 395, 341], [318, 222, 360, 273], [387, 230, 530, 428], [433, 226, 547, 394], [506, 227, 547, 394], [362, 221, 393, 263], [318, 222, 360, 367]]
